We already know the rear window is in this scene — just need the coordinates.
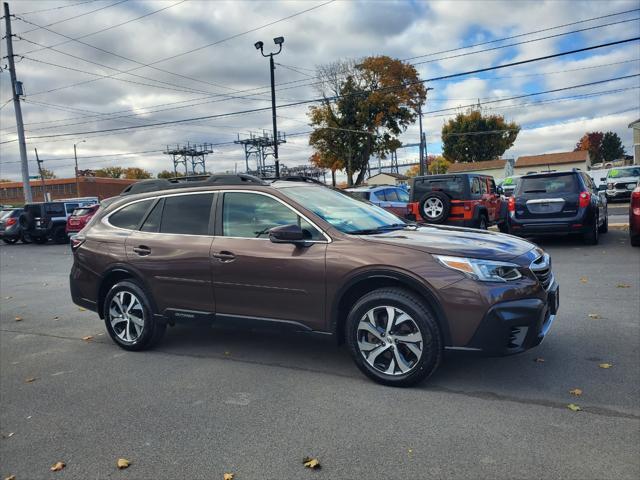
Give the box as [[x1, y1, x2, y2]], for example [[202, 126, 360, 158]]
[[71, 207, 95, 216], [517, 174, 579, 194], [414, 177, 465, 200], [44, 203, 65, 216], [109, 200, 153, 230]]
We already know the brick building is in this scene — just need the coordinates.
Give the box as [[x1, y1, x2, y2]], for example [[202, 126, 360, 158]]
[[0, 177, 136, 204]]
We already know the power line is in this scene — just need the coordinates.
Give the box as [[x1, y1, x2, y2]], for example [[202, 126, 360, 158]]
[[15, 0, 99, 16]]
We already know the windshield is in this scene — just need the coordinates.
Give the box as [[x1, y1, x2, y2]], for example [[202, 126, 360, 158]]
[[348, 190, 371, 201], [608, 167, 640, 178], [280, 186, 406, 234]]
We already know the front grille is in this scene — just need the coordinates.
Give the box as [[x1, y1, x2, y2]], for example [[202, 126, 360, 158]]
[[531, 254, 553, 290], [614, 182, 636, 190]]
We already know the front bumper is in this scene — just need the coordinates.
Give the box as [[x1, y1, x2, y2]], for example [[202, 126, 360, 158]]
[[465, 281, 559, 355], [606, 189, 632, 199]]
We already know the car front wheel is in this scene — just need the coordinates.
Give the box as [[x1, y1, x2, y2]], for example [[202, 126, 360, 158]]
[[103, 280, 166, 351], [346, 287, 442, 387]]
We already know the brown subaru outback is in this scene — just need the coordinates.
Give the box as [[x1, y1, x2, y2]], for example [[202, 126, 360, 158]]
[[70, 175, 559, 387]]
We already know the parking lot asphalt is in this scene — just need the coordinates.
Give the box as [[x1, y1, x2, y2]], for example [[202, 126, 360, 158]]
[[1, 230, 639, 479]]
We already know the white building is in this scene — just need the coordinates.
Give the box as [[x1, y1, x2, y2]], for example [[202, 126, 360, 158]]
[[514, 151, 590, 175], [366, 172, 410, 186], [447, 159, 508, 179]]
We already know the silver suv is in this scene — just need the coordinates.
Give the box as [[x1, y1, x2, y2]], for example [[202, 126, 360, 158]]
[[605, 166, 640, 201]]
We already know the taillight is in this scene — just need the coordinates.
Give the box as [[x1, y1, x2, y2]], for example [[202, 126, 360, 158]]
[[579, 191, 590, 208], [508, 196, 515, 213], [631, 189, 640, 208], [6, 217, 17, 226]]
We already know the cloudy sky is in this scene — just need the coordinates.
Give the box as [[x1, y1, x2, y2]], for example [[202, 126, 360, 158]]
[[0, 0, 638, 181]]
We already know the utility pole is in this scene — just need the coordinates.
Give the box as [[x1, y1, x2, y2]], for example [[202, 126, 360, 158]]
[[3, 2, 32, 202], [419, 87, 434, 176], [255, 36, 285, 178], [34, 148, 48, 201]]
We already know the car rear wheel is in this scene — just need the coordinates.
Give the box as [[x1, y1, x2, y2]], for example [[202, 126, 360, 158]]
[[2, 237, 18, 244], [103, 280, 166, 351], [20, 233, 32, 244], [346, 287, 442, 387], [477, 214, 488, 230], [418, 192, 450, 224]]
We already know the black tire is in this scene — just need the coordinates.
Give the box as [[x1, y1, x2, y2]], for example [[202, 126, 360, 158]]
[[598, 212, 608, 233], [2, 237, 18, 244], [103, 280, 166, 351], [32, 235, 48, 244], [18, 212, 34, 229], [418, 192, 451, 224], [345, 287, 442, 387], [498, 221, 510, 234], [477, 214, 488, 230], [583, 217, 599, 245], [20, 233, 32, 244], [631, 234, 640, 247], [52, 225, 68, 244]]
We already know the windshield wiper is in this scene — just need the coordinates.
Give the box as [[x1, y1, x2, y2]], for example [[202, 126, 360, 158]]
[[349, 224, 408, 235], [524, 189, 547, 193]]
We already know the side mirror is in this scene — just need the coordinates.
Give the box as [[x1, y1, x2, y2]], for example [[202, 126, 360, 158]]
[[269, 224, 305, 244]]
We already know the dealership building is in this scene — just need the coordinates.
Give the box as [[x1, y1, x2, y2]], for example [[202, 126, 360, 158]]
[[0, 177, 136, 204]]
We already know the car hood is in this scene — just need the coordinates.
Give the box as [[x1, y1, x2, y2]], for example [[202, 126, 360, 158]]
[[359, 225, 536, 262]]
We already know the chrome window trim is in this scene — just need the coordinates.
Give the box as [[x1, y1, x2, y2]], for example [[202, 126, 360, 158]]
[[218, 189, 332, 244], [103, 189, 332, 243]]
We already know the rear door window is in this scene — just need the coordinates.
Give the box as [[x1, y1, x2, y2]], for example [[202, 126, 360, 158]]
[[141, 199, 164, 233], [159, 194, 213, 235], [479, 178, 488, 195], [382, 189, 399, 202], [396, 189, 409, 202], [109, 200, 154, 230], [470, 177, 482, 197], [517, 174, 579, 195]]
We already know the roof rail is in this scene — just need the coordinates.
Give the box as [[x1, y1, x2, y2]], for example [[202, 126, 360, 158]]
[[120, 174, 267, 196], [265, 175, 326, 185]]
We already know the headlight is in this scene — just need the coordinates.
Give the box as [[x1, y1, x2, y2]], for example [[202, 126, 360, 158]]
[[434, 255, 522, 282]]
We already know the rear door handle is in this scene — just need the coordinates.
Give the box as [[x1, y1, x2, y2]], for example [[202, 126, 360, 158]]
[[212, 251, 236, 262], [132, 245, 151, 256]]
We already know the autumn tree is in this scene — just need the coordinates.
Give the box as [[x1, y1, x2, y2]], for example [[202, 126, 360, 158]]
[[441, 110, 519, 163], [404, 164, 420, 177], [157, 170, 185, 179], [574, 131, 604, 165], [123, 167, 152, 179], [94, 166, 124, 178], [601, 131, 625, 163], [0, 178, 12, 183], [310, 152, 343, 186], [39, 168, 56, 179], [428, 155, 451, 174], [308, 56, 426, 186]]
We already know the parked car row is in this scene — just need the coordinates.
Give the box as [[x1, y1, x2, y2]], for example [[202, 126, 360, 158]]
[[0, 197, 99, 245]]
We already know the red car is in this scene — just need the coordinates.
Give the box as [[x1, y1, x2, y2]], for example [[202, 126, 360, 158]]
[[66, 204, 99, 238], [630, 184, 640, 247]]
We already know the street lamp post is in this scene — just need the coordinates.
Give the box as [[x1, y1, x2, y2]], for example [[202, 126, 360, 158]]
[[255, 36, 284, 178], [73, 140, 86, 197]]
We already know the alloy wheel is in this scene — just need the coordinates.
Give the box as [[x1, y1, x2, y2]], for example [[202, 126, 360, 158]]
[[423, 198, 444, 219], [108, 291, 145, 343], [356, 306, 423, 375]]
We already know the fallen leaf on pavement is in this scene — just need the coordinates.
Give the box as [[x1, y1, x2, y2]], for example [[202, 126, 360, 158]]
[[78, 307, 86, 312], [5, 474, 16, 480], [303, 457, 321, 469], [588, 313, 600, 319], [82, 335, 94, 342], [117, 458, 131, 469], [5, 296, 12, 300], [224, 351, 231, 356], [599, 363, 613, 369], [223, 473, 234, 480], [50, 461, 65, 472], [25, 377, 36, 383], [616, 283, 631, 288], [569, 388, 583, 396], [2, 432, 15, 438], [579, 276, 588, 284], [567, 403, 582, 412], [14, 316, 22, 322], [533, 357, 545, 363], [52, 316, 59, 320]]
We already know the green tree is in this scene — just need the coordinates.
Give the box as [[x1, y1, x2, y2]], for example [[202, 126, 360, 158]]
[[600, 131, 625, 163], [442, 110, 520, 162], [123, 167, 152, 179], [94, 166, 124, 178], [157, 170, 185, 179], [39, 168, 56, 179], [428, 155, 451, 174], [309, 56, 426, 186]]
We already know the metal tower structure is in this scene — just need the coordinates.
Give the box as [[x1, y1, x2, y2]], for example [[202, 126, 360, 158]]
[[234, 130, 286, 178], [164, 143, 213, 176]]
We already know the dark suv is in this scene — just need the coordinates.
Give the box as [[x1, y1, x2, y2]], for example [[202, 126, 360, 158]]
[[70, 175, 558, 387], [406, 173, 508, 231], [508, 170, 607, 245], [21, 198, 98, 244]]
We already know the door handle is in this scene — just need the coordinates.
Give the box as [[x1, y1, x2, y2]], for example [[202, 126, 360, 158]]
[[132, 245, 151, 256], [212, 251, 236, 262]]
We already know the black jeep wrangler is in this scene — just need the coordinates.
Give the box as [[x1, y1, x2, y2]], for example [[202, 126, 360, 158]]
[[19, 198, 97, 244]]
